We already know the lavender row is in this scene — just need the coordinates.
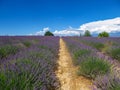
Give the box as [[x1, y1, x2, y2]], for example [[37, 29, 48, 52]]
[[0, 36, 60, 90], [72, 37, 120, 61], [62, 37, 120, 90]]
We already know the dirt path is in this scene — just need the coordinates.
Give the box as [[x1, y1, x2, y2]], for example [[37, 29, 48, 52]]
[[56, 38, 92, 90]]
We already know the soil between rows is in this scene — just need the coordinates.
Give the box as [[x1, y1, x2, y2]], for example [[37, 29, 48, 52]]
[[55, 38, 92, 90]]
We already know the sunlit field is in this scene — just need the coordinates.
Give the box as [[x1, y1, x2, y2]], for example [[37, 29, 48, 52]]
[[0, 36, 120, 90]]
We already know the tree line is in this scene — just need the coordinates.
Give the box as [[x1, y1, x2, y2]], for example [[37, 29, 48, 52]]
[[44, 30, 109, 37], [84, 30, 109, 37]]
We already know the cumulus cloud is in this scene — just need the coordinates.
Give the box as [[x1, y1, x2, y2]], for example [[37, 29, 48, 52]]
[[79, 17, 120, 34], [43, 27, 49, 32], [53, 26, 82, 36], [30, 17, 120, 36], [53, 30, 80, 36], [30, 26, 81, 36], [54, 17, 120, 36], [31, 27, 50, 35]]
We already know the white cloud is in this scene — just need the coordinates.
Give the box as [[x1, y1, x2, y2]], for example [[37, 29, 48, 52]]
[[54, 17, 120, 36], [43, 27, 49, 32], [30, 17, 120, 36], [31, 27, 50, 35], [53, 26, 81, 36], [53, 30, 80, 36], [79, 17, 120, 34]]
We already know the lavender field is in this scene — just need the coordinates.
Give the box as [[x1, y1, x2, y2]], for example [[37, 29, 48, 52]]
[[63, 37, 120, 90], [0, 36, 60, 90], [0, 36, 120, 90]]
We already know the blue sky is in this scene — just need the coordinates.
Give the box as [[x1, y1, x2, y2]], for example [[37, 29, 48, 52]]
[[0, 0, 120, 36]]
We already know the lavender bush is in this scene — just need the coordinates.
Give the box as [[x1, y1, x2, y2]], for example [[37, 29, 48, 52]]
[[94, 74, 120, 90], [78, 57, 111, 79]]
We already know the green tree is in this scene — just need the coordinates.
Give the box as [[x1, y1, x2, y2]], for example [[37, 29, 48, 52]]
[[98, 31, 109, 37], [44, 31, 54, 36], [84, 30, 91, 37]]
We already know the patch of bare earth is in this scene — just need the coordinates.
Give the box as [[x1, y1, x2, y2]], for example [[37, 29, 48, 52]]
[[55, 38, 92, 90]]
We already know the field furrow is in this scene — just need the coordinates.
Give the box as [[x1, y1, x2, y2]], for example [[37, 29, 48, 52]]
[[56, 38, 92, 90]]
